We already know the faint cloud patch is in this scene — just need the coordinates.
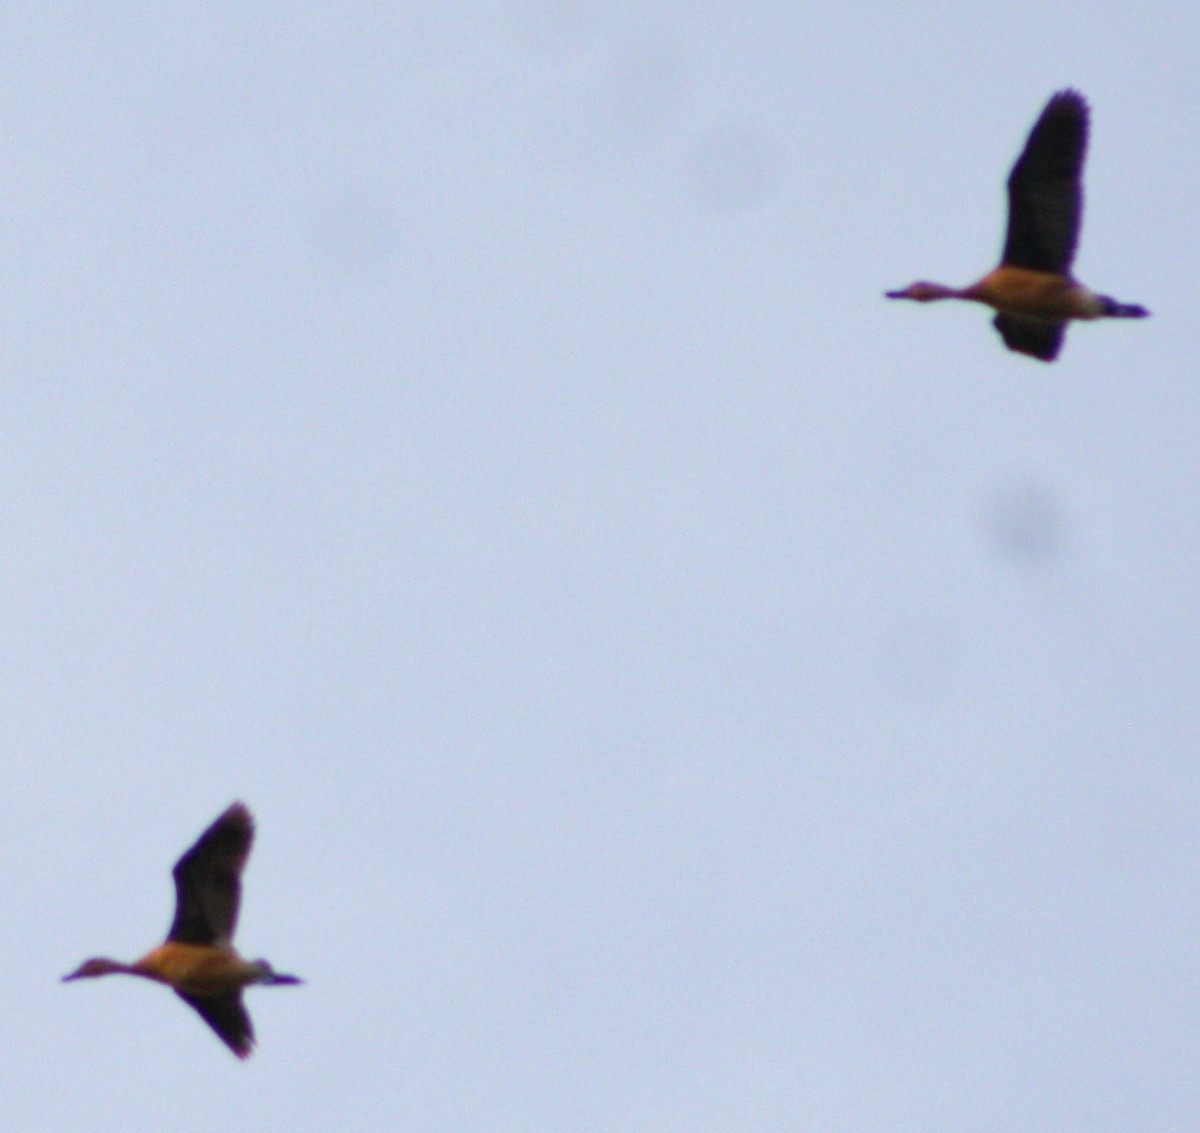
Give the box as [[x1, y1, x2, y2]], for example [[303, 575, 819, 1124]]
[[875, 612, 959, 701], [503, 0, 597, 60], [307, 189, 400, 281], [687, 125, 781, 211], [984, 480, 1067, 567], [510, 28, 689, 169], [609, 33, 688, 140]]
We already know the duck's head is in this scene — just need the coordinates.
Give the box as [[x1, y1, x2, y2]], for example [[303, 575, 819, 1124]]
[[885, 281, 958, 302], [62, 957, 129, 981]]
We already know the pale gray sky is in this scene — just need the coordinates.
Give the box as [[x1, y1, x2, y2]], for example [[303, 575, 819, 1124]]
[[7, 4, 1199, 1131]]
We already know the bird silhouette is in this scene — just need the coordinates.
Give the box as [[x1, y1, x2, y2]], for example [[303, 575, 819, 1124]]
[[886, 90, 1148, 361], [63, 803, 301, 1059]]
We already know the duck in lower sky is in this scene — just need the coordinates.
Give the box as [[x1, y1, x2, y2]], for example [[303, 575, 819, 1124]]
[[63, 802, 301, 1059], [886, 89, 1149, 361]]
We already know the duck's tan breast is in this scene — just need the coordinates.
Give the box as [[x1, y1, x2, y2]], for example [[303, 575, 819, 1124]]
[[968, 266, 1101, 320], [133, 942, 258, 995]]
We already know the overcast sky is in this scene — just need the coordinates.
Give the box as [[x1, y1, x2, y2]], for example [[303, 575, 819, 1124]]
[[6, 4, 1199, 1131]]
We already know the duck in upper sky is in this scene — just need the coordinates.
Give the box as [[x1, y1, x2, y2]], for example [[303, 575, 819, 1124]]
[[886, 89, 1149, 361], [63, 802, 301, 1059]]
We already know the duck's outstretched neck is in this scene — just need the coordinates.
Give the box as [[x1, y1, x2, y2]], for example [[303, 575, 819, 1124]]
[[885, 281, 963, 302]]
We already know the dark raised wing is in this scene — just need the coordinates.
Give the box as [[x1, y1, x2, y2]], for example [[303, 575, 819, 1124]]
[[1001, 90, 1088, 274], [168, 803, 254, 945], [993, 313, 1067, 362], [176, 990, 254, 1059]]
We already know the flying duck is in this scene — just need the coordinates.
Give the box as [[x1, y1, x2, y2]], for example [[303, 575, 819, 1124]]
[[63, 802, 301, 1059], [886, 89, 1148, 360]]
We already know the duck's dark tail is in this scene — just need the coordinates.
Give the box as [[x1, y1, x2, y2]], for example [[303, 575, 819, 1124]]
[[254, 959, 303, 985], [1098, 296, 1150, 318]]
